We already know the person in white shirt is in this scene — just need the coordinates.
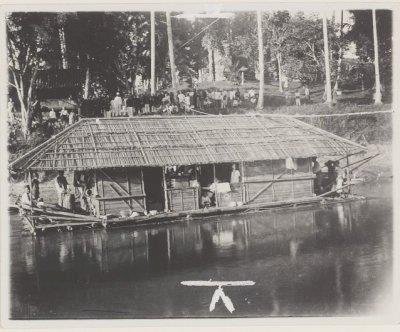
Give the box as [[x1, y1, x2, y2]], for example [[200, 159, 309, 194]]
[[304, 86, 310, 101], [185, 95, 191, 107], [69, 110, 75, 125], [230, 164, 241, 184], [177, 91, 185, 104], [60, 107, 69, 124], [49, 108, 57, 121], [113, 92, 123, 112], [20, 185, 34, 209]]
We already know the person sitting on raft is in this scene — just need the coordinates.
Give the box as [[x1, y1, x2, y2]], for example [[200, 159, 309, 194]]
[[19, 185, 35, 211], [201, 190, 213, 208]]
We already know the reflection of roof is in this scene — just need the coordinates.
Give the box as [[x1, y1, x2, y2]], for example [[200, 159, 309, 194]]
[[10, 114, 366, 171]]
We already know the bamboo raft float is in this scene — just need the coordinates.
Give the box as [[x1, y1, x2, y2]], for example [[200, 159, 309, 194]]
[[19, 182, 365, 235]]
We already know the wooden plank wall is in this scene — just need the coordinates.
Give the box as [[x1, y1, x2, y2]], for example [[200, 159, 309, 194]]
[[216, 186, 244, 207], [167, 188, 199, 212], [165, 177, 199, 212], [244, 158, 315, 204], [96, 167, 145, 215]]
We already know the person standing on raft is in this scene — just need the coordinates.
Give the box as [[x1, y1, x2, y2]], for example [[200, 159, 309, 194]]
[[55, 171, 68, 208]]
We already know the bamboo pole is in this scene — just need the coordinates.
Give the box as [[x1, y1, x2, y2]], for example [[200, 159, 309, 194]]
[[241, 162, 246, 203], [150, 11, 156, 96], [372, 9, 382, 104], [213, 164, 218, 206], [140, 168, 147, 212], [246, 170, 286, 204], [166, 12, 178, 97], [162, 167, 169, 212], [322, 12, 332, 104], [317, 182, 354, 198], [256, 11, 264, 110]]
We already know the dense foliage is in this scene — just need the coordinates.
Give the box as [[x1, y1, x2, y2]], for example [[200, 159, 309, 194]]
[[7, 10, 392, 139]]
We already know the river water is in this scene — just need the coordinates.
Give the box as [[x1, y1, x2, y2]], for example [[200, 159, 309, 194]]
[[9, 181, 392, 319]]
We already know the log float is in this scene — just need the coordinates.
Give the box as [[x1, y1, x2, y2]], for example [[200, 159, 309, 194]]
[[19, 188, 366, 234]]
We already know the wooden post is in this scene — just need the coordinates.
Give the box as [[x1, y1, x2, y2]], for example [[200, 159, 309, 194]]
[[145, 230, 149, 263], [140, 168, 147, 212], [346, 155, 351, 195], [322, 12, 332, 104], [213, 164, 218, 206], [166, 229, 171, 262], [241, 162, 246, 203], [162, 167, 169, 212], [150, 11, 156, 96], [256, 10, 264, 110], [166, 12, 178, 97], [372, 9, 382, 104]]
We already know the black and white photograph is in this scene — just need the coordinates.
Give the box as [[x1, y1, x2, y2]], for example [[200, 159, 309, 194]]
[[1, 1, 398, 326]]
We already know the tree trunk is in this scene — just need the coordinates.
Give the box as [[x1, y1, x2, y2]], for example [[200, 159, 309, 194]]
[[206, 39, 214, 82], [372, 9, 382, 104], [59, 26, 68, 70], [256, 11, 264, 110], [166, 12, 177, 97], [150, 11, 156, 96], [322, 12, 332, 104], [84, 66, 90, 100], [11, 70, 36, 138], [277, 52, 283, 93], [333, 10, 343, 93]]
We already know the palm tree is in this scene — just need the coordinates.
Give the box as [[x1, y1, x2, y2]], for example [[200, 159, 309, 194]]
[[256, 11, 264, 110]]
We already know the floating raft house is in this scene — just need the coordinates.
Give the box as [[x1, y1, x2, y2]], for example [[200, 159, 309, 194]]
[[11, 114, 366, 220]]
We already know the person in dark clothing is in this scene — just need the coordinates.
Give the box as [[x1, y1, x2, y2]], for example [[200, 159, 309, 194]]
[[193, 89, 198, 109], [325, 160, 338, 193], [31, 172, 40, 200], [55, 171, 68, 207], [311, 157, 323, 195]]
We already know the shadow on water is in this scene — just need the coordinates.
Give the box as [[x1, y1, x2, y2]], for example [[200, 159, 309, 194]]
[[9, 182, 392, 319]]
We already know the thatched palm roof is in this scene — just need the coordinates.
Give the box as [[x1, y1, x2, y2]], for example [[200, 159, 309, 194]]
[[10, 114, 366, 171]]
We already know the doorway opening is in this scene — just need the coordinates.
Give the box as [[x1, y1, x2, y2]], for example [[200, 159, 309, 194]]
[[142, 167, 165, 212]]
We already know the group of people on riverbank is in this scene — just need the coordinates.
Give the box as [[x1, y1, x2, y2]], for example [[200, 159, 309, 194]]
[[107, 84, 313, 117], [107, 87, 261, 117]]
